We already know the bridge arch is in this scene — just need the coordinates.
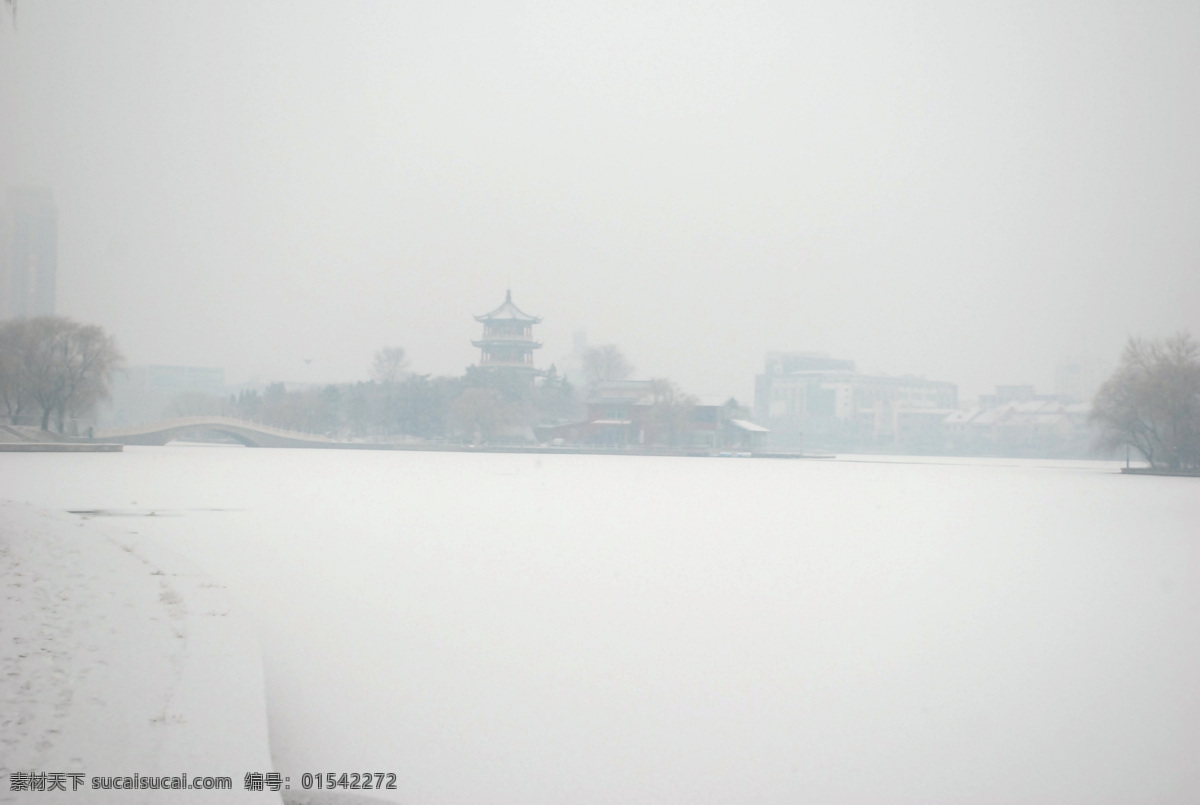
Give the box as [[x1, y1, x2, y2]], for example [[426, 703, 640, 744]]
[[95, 416, 337, 449]]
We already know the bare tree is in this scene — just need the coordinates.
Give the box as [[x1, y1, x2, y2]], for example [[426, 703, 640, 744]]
[[371, 347, 410, 436], [1091, 332, 1200, 470], [55, 322, 123, 432], [21, 317, 72, 431], [0, 319, 33, 424], [582, 345, 632, 386], [371, 346, 409, 385], [450, 387, 516, 445], [643, 378, 697, 447], [0, 317, 123, 432]]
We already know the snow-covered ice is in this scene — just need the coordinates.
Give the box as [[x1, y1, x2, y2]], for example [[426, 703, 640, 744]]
[[2, 446, 1198, 804], [0, 498, 278, 803]]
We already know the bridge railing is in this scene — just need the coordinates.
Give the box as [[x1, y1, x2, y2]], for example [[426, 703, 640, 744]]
[[95, 416, 337, 443]]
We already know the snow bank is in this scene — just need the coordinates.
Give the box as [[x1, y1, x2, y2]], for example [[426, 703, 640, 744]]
[[0, 501, 280, 804]]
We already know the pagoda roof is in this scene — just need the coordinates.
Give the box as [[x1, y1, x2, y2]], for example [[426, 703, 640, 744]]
[[474, 290, 541, 323]]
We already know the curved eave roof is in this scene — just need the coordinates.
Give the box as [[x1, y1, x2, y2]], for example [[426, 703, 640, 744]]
[[474, 290, 542, 323]]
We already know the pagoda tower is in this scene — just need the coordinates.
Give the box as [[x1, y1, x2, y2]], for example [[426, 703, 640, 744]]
[[472, 290, 542, 372]]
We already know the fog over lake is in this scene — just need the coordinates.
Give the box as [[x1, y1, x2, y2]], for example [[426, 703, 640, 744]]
[[6, 446, 1197, 804], [3, 3, 1199, 398]]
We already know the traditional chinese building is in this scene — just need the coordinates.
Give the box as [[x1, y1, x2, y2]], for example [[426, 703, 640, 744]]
[[472, 290, 542, 372]]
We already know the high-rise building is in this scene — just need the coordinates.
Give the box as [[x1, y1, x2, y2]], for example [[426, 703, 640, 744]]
[[0, 187, 58, 319]]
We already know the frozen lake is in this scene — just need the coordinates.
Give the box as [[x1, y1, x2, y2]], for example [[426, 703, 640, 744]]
[[3, 446, 1198, 804]]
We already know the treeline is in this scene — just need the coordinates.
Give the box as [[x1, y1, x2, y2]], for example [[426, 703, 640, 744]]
[[169, 350, 580, 443], [0, 316, 122, 431]]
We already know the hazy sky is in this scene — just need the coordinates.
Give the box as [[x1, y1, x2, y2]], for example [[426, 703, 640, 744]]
[[2, 1, 1198, 400]]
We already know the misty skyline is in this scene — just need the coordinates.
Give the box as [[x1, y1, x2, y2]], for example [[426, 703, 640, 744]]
[[2, 1, 1198, 401]]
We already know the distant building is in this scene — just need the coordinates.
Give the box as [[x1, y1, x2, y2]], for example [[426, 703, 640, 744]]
[[0, 187, 57, 319], [472, 290, 542, 373], [944, 392, 1095, 458], [1053, 358, 1107, 403], [100, 365, 228, 428], [763, 351, 856, 375], [535, 380, 764, 450], [556, 330, 589, 388], [578, 379, 650, 445], [754, 352, 957, 451], [978, 384, 1071, 408]]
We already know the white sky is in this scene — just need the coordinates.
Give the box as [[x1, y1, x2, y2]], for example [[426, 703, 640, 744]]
[[2, 1, 1198, 400]]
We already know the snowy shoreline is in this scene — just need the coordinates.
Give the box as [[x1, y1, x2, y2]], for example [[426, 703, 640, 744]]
[[0, 501, 280, 804]]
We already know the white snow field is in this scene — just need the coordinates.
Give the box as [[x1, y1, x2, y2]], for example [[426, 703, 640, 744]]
[[0, 498, 280, 804], [2, 446, 1198, 804]]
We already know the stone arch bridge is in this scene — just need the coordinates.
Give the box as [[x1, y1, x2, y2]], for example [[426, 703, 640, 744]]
[[95, 416, 338, 448]]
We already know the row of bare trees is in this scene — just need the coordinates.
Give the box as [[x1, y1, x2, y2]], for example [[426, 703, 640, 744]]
[[0, 316, 123, 432], [165, 345, 580, 443], [160, 340, 704, 446]]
